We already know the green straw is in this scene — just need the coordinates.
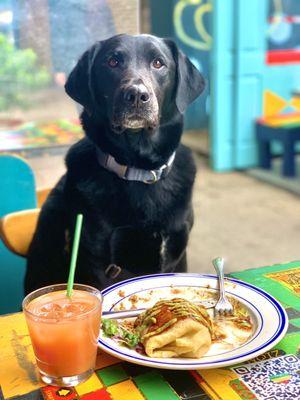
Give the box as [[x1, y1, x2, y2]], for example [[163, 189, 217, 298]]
[[67, 214, 83, 297]]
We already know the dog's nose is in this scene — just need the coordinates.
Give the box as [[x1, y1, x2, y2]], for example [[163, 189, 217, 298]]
[[123, 84, 150, 107]]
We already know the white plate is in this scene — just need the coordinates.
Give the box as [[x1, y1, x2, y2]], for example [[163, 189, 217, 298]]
[[98, 273, 288, 370]]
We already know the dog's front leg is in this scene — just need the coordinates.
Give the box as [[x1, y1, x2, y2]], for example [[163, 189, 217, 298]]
[[161, 202, 194, 273], [109, 226, 163, 276], [162, 219, 193, 273], [25, 187, 70, 294]]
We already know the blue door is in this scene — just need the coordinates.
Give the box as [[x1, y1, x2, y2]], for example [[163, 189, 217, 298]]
[[211, 0, 268, 170]]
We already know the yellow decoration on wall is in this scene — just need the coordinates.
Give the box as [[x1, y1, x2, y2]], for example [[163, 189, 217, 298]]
[[173, 0, 212, 50], [263, 90, 288, 117], [290, 97, 300, 111], [263, 90, 300, 117]]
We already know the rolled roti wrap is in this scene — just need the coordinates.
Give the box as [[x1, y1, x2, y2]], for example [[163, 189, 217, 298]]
[[134, 298, 213, 358]]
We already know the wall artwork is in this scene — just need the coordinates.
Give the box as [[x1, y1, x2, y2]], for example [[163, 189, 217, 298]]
[[267, 0, 300, 64]]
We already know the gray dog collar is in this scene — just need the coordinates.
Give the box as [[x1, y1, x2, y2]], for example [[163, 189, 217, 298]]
[[96, 147, 175, 184]]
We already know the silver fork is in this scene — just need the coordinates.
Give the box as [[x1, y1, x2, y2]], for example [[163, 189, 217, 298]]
[[212, 257, 234, 317]]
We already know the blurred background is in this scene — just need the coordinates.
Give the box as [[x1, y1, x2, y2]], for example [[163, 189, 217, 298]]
[[1, 0, 300, 313]]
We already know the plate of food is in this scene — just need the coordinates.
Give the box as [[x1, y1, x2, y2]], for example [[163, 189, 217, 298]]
[[98, 273, 288, 369]]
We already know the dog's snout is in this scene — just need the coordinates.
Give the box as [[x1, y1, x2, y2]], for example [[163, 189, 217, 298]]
[[123, 84, 150, 107]]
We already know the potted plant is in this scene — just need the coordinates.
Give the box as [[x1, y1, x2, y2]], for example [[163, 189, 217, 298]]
[[0, 34, 50, 126]]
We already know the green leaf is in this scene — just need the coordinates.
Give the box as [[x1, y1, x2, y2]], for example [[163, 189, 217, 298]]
[[0, 33, 50, 111], [102, 319, 119, 337], [101, 319, 140, 348], [121, 329, 140, 348]]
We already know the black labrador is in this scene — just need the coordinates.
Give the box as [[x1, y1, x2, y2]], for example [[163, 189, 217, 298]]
[[25, 34, 204, 294]]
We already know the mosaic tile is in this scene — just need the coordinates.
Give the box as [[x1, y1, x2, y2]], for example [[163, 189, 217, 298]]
[[80, 388, 111, 400], [107, 380, 144, 400], [133, 371, 179, 400], [42, 386, 77, 400], [75, 374, 103, 395], [96, 365, 128, 387]]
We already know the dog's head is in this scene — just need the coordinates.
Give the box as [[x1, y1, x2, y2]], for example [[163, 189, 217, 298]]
[[65, 34, 205, 136]]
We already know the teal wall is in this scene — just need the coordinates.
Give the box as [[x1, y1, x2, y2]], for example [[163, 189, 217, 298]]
[[149, 0, 174, 37], [263, 65, 300, 105]]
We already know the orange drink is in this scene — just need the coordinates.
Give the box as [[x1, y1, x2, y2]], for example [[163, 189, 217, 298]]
[[23, 284, 102, 386]]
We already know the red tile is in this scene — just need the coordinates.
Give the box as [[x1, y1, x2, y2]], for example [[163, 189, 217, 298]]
[[80, 388, 111, 400], [42, 386, 78, 400]]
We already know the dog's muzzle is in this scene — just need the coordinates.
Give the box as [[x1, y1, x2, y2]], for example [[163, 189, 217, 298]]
[[123, 83, 150, 108], [111, 80, 159, 133]]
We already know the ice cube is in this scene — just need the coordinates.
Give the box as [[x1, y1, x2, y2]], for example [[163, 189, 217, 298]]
[[38, 303, 62, 316], [37, 302, 63, 318], [61, 302, 83, 317]]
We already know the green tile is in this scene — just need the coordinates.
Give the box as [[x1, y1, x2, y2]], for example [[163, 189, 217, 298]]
[[290, 317, 300, 328], [230, 261, 300, 311], [133, 371, 179, 400], [275, 332, 300, 355], [96, 364, 128, 386]]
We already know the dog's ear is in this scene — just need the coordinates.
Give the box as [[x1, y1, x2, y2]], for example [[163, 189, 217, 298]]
[[64, 42, 102, 114], [164, 39, 205, 114]]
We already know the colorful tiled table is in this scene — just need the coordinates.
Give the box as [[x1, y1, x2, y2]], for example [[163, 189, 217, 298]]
[[0, 119, 83, 153], [1, 261, 299, 400]]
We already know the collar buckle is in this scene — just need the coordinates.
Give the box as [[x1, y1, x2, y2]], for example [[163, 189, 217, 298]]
[[143, 170, 158, 184]]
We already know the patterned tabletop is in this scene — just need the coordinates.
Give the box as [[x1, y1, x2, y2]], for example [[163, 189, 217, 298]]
[[0, 261, 299, 400], [0, 119, 83, 152]]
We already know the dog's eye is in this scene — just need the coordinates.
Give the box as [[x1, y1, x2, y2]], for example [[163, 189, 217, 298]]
[[152, 58, 164, 69], [107, 56, 119, 68]]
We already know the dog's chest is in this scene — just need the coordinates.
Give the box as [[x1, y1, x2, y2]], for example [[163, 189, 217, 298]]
[[80, 176, 179, 229]]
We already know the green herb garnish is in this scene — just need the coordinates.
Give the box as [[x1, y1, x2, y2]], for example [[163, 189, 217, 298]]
[[102, 319, 119, 336], [102, 318, 140, 348], [121, 330, 140, 348]]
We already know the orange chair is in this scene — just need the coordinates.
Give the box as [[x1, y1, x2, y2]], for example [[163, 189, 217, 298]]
[[0, 187, 50, 256]]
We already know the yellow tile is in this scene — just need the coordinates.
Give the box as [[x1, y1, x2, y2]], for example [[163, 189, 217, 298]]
[[199, 369, 241, 400], [199, 381, 222, 400], [0, 313, 42, 399], [76, 373, 103, 395], [107, 379, 144, 400]]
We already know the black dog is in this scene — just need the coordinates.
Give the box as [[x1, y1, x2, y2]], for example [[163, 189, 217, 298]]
[[25, 34, 204, 294]]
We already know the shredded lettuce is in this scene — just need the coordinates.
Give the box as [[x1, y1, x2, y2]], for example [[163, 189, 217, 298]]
[[102, 319, 119, 336], [121, 330, 140, 348], [102, 318, 140, 348]]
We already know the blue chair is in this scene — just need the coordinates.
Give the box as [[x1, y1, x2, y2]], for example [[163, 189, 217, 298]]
[[256, 121, 300, 177], [0, 154, 37, 314]]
